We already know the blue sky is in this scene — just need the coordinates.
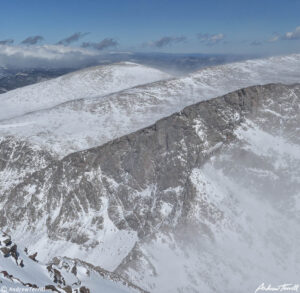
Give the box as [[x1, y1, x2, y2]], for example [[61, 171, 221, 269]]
[[0, 0, 300, 54]]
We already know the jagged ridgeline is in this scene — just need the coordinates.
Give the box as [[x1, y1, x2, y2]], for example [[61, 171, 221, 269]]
[[0, 231, 147, 292], [1, 83, 300, 292]]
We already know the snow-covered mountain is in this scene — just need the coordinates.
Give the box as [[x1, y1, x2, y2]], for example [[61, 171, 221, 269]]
[[0, 62, 170, 197], [0, 54, 299, 157], [1, 83, 300, 292], [0, 62, 171, 121], [0, 232, 147, 292]]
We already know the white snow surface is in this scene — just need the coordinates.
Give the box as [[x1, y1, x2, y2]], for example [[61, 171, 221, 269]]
[[12, 196, 139, 272], [123, 119, 300, 293], [1, 54, 300, 293], [0, 61, 171, 121], [0, 233, 142, 293], [0, 54, 300, 157]]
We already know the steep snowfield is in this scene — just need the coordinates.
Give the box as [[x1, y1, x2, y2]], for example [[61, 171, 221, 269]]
[[0, 232, 147, 292], [0, 62, 171, 121], [115, 85, 300, 292], [0, 54, 300, 157], [123, 124, 300, 292], [1, 84, 299, 292]]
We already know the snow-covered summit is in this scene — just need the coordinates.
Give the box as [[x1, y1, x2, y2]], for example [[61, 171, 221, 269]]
[[0, 62, 171, 121], [0, 53, 300, 157]]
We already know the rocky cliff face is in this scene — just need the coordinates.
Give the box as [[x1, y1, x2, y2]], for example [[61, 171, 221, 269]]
[[0, 137, 55, 196], [1, 83, 299, 292]]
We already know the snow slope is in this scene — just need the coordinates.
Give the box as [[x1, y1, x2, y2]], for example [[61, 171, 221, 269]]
[[122, 122, 300, 292], [0, 62, 171, 121], [0, 54, 300, 157], [1, 55, 300, 292], [1, 84, 300, 292], [0, 232, 147, 292]]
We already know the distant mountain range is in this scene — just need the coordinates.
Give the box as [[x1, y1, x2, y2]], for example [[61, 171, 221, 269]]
[[0, 68, 72, 94]]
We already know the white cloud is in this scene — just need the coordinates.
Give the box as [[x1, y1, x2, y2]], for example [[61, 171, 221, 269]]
[[197, 33, 224, 45], [0, 44, 103, 69], [145, 36, 187, 48], [268, 35, 279, 42], [283, 26, 300, 40], [57, 32, 89, 45], [82, 38, 118, 50], [250, 40, 262, 46], [269, 27, 300, 42]]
